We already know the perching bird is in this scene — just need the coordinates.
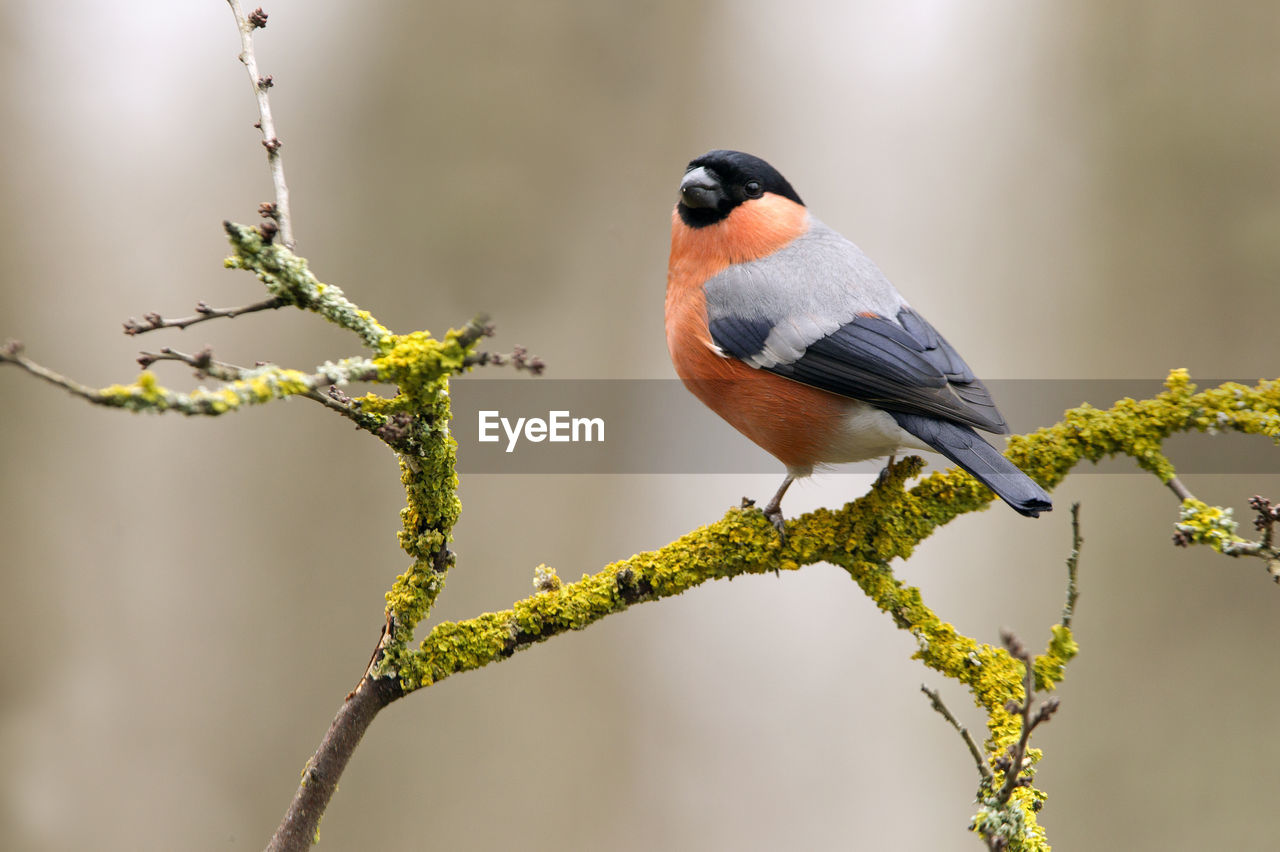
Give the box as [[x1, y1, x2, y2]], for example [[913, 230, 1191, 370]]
[[665, 149, 1051, 534]]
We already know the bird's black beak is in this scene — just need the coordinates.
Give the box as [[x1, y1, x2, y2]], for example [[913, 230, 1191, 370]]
[[679, 166, 726, 209]]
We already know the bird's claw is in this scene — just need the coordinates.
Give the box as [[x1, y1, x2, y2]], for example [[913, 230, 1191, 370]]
[[875, 455, 897, 487], [744, 494, 788, 545], [762, 504, 788, 546]]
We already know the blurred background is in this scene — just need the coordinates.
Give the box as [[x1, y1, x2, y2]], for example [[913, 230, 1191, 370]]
[[2, 1, 1278, 849]]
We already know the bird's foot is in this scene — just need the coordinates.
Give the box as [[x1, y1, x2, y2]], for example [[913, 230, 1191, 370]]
[[742, 495, 788, 547], [875, 455, 898, 487], [763, 504, 788, 543], [759, 500, 788, 551]]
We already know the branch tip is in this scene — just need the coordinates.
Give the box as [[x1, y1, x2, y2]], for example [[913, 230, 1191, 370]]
[[122, 295, 287, 336], [227, 0, 294, 247], [1062, 502, 1082, 629], [921, 684, 992, 782]]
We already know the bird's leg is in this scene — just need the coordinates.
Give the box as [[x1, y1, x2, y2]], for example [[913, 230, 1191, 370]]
[[760, 474, 795, 541], [876, 455, 897, 486]]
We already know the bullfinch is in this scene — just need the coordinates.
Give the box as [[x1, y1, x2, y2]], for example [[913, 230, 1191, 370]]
[[665, 149, 1052, 535]]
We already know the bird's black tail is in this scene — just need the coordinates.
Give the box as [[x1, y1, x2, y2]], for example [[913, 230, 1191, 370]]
[[890, 412, 1052, 517]]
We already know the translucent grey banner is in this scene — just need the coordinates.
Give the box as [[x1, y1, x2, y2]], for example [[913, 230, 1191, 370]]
[[450, 379, 1277, 474]]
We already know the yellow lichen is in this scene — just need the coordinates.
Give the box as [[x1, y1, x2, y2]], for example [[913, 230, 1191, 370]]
[[393, 371, 1280, 852]]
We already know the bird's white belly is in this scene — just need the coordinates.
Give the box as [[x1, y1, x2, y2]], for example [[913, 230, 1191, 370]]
[[808, 400, 932, 470]]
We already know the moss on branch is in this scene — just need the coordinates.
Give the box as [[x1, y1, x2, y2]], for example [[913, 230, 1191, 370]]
[[222, 221, 392, 349], [7, 216, 1277, 851], [394, 370, 1277, 852], [95, 364, 318, 413]]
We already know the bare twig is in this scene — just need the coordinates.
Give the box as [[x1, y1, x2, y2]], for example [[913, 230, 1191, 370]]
[[1248, 495, 1280, 582], [1062, 503, 1082, 630], [921, 684, 992, 782], [451, 314, 545, 374], [226, 2, 295, 249], [124, 296, 287, 336], [137, 346, 242, 381], [0, 340, 103, 403], [1167, 475, 1194, 502], [463, 344, 546, 374], [994, 632, 1061, 808], [1249, 495, 1279, 544]]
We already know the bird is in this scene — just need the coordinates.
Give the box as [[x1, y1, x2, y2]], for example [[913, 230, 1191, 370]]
[[665, 149, 1051, 536]]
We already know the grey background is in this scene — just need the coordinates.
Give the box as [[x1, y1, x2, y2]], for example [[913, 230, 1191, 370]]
[[451, 379, 1279, 473], [2, 2, 1278, 850]]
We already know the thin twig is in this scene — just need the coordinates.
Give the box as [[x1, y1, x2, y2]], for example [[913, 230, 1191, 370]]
[[4, 340, 382, 425], [1167, 475, 1194, 502], [137, 345, 384, 431], [454, 312, 494, 349], [921, 684, 992, 782], [124, 296, 287, 336], [301, 387, 381, 429], [0, 340, 103, 403], [994, 632, 1061, 807], [462, 345, 546, 374], [225, 2, 295, 249], [1247, 495, 1280, 583], [1062, 503, 1082, 630], [137, 346, 242, 381]]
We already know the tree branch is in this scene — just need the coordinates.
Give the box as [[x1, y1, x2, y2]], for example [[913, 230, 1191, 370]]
[[124, 296, 287, 336], [1, 339, 378, 418], [225, 2, 295, 249], [1166, 475, 1194, 502], [993, 632, 1061, 808], [1061, 503, 1081, 630], [265, 675, 403, 852], [922, 684, 992, 783], [0, 340, 105, 403]]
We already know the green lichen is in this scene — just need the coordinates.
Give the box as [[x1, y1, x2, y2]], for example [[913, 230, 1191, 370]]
[[1035, 624, 1078, 691], [363, 322, 487, 666], [1174, 499, 1254, 555], [222, 221, 392, 349], [394, 371, 1280, 852], [95, 365, 320, 415], [23, 224, 1277, 852]]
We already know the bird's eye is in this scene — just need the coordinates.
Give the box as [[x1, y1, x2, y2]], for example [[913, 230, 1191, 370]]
[[744, 180, 763, 198]]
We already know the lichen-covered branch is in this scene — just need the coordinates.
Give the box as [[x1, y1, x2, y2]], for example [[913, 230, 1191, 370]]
[[973, 631, 1063, 850], [7, 219, 1275, 852], [222, 222, 391, 349], [385, 371, 1277, 852], [0, 340, 377, 417]]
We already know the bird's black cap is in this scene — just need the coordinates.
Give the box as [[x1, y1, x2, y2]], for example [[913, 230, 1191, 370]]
[[676, 150, 804, 228]]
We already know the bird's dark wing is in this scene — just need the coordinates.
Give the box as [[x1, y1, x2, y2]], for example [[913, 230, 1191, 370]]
[[708, 306, 1009, 434], [700, 219, 1009, 433]]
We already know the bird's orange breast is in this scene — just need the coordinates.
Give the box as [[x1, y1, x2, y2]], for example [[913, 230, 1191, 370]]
[[665, 194, 849, 470]]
